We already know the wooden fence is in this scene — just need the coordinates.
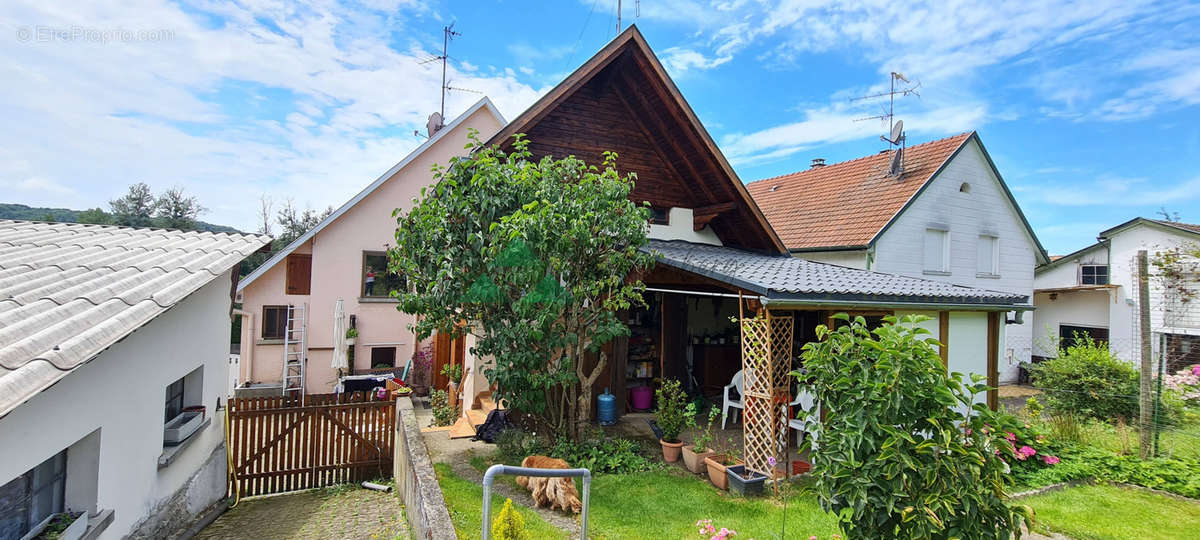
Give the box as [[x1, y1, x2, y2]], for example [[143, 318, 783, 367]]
[[227, 393, 396, 497]]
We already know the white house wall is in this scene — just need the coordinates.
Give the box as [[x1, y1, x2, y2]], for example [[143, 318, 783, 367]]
[[873, 139, 1038, 382], [895, 310, 991, 405], [0, 272, 233, 539], [1107, 224, 1200, 358], [791, 249, 868, 270], [1031, 290, 1112, 357]]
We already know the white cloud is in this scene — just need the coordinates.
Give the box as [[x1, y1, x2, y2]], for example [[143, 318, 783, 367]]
[[0, 0, 545, 231], [660, 47, 731, 75]]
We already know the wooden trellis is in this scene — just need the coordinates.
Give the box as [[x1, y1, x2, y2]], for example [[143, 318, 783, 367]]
[[738, 296, 793, 477]]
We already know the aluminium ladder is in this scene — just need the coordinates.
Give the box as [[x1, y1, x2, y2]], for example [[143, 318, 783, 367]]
[[281, 303, 308, 403]]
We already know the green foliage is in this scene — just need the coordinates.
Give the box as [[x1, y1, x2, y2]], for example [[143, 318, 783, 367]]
[[1047, 412, 1084, 444], [797, 314, 1031, 540], [109, 182, 155, 227], [492, 499, 531, 540], [686, 403, 720, 453], [1024, 396, 1044, 420], [390, 131, 653, 439], [440, 363, 464, 384], [430, 389, 458, 427], [1032, 334, 1139, 421], [154, 186, 206, 230], [655, 378, 688, 442], [1014, 444, 1200, 498], [345, 328, 358, 339], [77, 207, 112, 224], [550, 436, 657, 474]]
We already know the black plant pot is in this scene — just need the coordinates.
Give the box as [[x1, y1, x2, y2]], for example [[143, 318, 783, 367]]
[[726, 465, 766, 496]]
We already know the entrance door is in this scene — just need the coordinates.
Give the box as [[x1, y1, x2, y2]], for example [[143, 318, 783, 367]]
[[432, 331, 465, 392]]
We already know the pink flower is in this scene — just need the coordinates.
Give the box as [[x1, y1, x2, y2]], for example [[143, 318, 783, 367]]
[[1019, 445, 1036, 457], [1005, 432, 1016, 442], [1043, 455, 1060, 465], [1192, 365, 1200, 376], [768, 456, 777, 467], [810, 536, 818, 540]]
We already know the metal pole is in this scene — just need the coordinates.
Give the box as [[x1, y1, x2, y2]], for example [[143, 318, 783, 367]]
[[482, 464, 591, 539]]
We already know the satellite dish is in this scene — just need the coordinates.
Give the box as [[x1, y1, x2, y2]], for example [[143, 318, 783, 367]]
[[888, 120, 904, 145], [888, 146, 904, 177], [426, 112, 444, 137]]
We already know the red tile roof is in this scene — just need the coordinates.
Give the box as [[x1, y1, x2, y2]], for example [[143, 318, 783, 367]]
[[1152, 219, 1200, 234], [746, 133, 973, 250]]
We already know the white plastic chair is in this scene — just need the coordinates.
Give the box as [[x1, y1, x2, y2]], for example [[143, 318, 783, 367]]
[[722, 370, 744, 429], [786, 390, 817, 448]]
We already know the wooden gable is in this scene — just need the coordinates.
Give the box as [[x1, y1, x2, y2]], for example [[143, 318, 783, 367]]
[[487, 26, 785, 254]]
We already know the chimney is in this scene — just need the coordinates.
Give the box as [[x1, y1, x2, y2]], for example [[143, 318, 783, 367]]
[[810, 158, 826, 169]]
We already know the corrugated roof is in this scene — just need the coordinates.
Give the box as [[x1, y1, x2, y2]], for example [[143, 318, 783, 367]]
[[647, 239, 1028, 306], [746, 133, 971, 250], [0, 220, 270, 417]]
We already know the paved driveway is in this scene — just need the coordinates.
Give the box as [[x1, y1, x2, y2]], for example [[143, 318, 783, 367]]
[[195, 485, 409, 540]]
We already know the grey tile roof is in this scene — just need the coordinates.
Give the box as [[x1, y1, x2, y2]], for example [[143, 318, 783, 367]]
[[0, 220, 270, 417], [646, 239, 1029, 306]]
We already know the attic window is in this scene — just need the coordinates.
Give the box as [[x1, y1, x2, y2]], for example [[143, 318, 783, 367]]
[[769, 185, 779, 192], [649, 207, 669, 225], [959, 182, 971, 193]]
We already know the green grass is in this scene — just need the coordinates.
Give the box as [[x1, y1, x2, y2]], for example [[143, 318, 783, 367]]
[[1025, 484, 1200, 539], [434, 463, 568, 540], [1078, 419, 1200, 460]]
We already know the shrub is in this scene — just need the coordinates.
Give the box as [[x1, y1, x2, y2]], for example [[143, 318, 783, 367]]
[[550, 436, 656, 474], [430, 389, 458, 427], [1014, 445, 1200, 498], [1032, 334, 1138, 421], [686, 403, 719, 453], [798, 314, 1031, 539], [492, 499, 531, 540], [655, 378, 688, 442]]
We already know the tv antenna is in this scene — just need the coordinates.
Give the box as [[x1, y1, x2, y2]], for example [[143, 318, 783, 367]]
[[616, 0, 640, 34], [853, 71, 918, 177], [415, 23, 481, 138]]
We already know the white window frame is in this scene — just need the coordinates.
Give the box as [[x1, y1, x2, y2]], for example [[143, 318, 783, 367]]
[[923, 227, 950, 275], [977, 234, 1000, 278], [1080, 264, 1109, 285]]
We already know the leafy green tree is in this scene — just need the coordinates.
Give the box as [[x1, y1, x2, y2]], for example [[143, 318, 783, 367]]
[[275, 199, 332, 245], [796, 314, 1032, 539], [1032, 334, 1139, 421], [390, 132, 652, 439], [109, 182, 155, 227], [39, 212, 55, 222], [77, 207, 113, 225], [154, 186, 206, 230]]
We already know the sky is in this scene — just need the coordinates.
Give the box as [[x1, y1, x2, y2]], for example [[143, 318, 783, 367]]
[[1, 0, 1198, 254]]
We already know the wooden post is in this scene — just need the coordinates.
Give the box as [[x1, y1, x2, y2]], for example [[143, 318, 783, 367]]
[[1138, 250, 1152, 459]]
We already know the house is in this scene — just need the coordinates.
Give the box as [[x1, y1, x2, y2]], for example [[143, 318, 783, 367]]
[[1033, 218, 1200, 369], [235, 98, 506, 395], [466, 25, 1032, 418], [746, 133, 1049, 383], [0, 220, 269, 539]]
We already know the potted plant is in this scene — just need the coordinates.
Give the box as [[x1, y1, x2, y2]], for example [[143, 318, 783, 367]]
[[655, 379, 688, 462], [727, 462, 768, 496], [441, 363, 464, 408], [704, 437, 743, 490], [681, 404, 719, 474], [344, 328, 358, 345], [30, 509, 86, 540]]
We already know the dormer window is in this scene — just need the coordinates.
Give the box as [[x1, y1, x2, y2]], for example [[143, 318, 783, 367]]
[[1081, 264, 1108, 285], [649, 207, 669, 225]]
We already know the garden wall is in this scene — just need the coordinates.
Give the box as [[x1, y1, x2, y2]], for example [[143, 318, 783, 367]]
[[394, 397, 457, 539]]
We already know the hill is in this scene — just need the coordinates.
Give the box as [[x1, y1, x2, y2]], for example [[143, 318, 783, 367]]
[[0, 203, 243, 233]]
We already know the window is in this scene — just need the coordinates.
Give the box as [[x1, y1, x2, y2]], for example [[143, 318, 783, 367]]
[[285, 254, 311, 295], [924, 228, 949, 274], [648, 207, 669, 225], [1081, 265, 1108, 285], [370, 347, 397, 369], [262, 305, 288, 340], [361, 252, 406, 298], [1059, 325, 1108, 348], [0, 451, 66, 539], [165, 377, 184, 422], [977, 235, 999, 276]]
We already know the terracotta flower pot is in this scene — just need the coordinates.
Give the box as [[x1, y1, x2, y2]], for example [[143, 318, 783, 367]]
[[704, 455, 741, 490], [660, 439, 685, 462], [792, 460, 812, 475], [682, 445, 716, 474]]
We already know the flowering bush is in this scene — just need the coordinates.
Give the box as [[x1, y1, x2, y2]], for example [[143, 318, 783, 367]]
[[1162, 364, 1200, 406], [695, 519, 737, 539], [986, 411, 1062, 475]]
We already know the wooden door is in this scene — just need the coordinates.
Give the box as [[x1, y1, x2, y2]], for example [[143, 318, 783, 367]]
[[285, 254, 312, 295], [432, 332, 465, 392]]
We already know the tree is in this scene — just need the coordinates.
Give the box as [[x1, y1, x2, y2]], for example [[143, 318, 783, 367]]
[[109, 182, 155, 227], [39, 212, 55, 222], [256, 194, 274, 236], [154, 186, 206, 230], [390, 132, 652, 439], [796, 314, 1032, 539], [77, 207, 113, 225], [275, 199, 332, 245]]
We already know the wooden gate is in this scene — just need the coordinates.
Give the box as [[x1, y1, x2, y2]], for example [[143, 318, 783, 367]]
[[227, 393, 395, 497]]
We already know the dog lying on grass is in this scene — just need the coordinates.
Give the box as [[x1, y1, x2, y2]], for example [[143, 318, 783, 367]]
[[515, 455, 583, 514]]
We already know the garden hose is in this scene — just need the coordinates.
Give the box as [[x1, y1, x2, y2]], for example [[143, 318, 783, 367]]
[[224, 404, 241, 509]]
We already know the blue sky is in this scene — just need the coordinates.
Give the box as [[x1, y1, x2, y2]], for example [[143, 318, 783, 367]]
[[2, 1, 1198, 254]]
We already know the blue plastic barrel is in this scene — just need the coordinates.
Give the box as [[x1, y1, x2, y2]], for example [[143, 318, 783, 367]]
[[597, 387, 616, 426]]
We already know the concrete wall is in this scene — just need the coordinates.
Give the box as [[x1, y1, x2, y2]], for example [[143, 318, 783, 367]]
[[648, 207, 722, 245], [874, 139, 1039, 381], [0, 272, 233, 539], [240, 105, 504, 393], [393, 398, 455, 540]]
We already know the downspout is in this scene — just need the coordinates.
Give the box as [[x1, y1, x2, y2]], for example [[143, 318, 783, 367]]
[[232, 308, 253, 384]]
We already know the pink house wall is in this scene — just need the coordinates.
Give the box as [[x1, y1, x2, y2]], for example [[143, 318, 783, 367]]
[[238, 104, 504, 392]]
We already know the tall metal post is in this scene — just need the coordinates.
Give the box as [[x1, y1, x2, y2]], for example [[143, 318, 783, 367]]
[[1138, 250, 1152, 459]]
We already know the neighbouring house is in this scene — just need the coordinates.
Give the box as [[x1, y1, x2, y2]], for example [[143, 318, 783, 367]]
[[745, 133, 1049, 383], [235, 98, 506, 395], [463, 25, 1031, 423], [1033, 218, 1200, 369], [0, 220, 269, 539]]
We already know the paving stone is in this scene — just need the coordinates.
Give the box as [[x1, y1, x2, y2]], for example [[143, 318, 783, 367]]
[[195, 486, 409, 540]]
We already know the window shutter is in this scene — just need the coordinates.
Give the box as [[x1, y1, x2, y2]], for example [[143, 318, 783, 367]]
[[286, 254, 312, 295]]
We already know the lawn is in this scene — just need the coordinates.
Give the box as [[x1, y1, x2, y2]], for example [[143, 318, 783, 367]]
[[435, 463, 568, 540], [444, 456, 840, 539], [1024, 484, 1200, 539], [1077, 418, 1200, 460]]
